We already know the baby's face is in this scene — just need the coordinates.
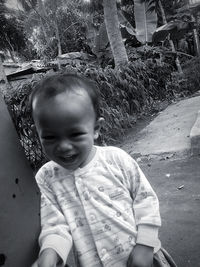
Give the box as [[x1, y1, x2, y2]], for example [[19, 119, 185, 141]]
[[33, 89, 100, 171]]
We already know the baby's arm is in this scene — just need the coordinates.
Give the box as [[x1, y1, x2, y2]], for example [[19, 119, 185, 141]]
[[31, 248, 60, 267], [118, 150, 161, 267], [33, 170, 72, 267], [128, 162, 160, 266], [127, 244, 153, 267], [131, 163, 161, 248]]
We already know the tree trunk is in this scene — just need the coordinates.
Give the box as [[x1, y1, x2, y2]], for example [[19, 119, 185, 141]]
[[8, 49, 16, 63], [0, 56, 8, 93], [191, 14, 200, 57], [103, 0, 128, 68], [38, 0, 48, 17], [37, 0, 54, 55], [4, 33, 17, 62], [158, 0, 183, 73], [54, 20, 62, 56]]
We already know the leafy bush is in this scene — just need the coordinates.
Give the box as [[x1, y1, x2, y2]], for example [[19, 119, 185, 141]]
[[182, 57, 200, 94], [4, 49, 192, 170], [164, 57, 200, 99]]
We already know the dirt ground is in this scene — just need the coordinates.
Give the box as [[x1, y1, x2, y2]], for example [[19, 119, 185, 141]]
[[139, 156, 200, 267], [118, 109, 200, 267]]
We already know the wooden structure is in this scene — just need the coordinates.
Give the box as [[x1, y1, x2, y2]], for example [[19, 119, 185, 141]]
[[0, 93, 40, 267]]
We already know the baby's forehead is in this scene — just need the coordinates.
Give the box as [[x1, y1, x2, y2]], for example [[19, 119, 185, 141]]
[[39, 87, 92, 106], [57, 89, 93, 106], [31, 77, 99, 119], [33, 89, 95, 118]]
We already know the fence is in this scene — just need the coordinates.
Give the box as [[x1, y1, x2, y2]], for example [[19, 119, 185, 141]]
[[7, 101, 46, 171]]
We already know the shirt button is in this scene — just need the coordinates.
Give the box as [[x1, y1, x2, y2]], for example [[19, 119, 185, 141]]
[[98, 186, 104, 192], [90, 214, 96, 221], [76, 178, 82, 184], [101, 248, 107, 257], [116, 211, 121, 217], [84, 191, 90, 200], [123, 214, 128, 221]]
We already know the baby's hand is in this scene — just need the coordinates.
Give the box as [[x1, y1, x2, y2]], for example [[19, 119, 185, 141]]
[[127, 244, 153, 267], [31, 248, 60, 267]]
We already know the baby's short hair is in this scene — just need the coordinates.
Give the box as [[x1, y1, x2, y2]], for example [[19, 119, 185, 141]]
[[30, 73, 100, 118]]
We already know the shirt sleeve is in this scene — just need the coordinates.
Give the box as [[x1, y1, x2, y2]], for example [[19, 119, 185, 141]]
[[116, 149, 161, 248], [35, 166, 72, 265]]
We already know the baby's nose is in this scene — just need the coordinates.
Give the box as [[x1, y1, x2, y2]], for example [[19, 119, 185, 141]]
[[57, 140, 73, 152]]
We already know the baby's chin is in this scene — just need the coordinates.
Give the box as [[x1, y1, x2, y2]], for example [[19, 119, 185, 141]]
[[56, 156, 80, 171]]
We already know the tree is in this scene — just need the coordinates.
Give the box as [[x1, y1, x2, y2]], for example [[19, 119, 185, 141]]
[[182, 0, 200, 56], [23, 0, 87, 59], [0, 1, 31, 61], [138, 0, 183, 73], [83, 0, 128, 68], [0, 55, 8, 91], [102, 0, 128, 67], [143, 0, 200, 57], [157, 0, 183, 72]]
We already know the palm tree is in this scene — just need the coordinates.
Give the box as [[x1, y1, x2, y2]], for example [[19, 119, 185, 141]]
[[103, 0, 128, 68], [83, 0, 128, 68]]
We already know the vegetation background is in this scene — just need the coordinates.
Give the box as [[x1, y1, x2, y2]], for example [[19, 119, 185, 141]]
[[0, 0, 200, 170]]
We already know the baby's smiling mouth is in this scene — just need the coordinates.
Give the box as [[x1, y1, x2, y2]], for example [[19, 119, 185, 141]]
[[58, 154, 77, 163]]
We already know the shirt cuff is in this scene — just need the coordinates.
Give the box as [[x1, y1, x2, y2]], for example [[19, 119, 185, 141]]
[[136, 224, 159, 248], [40, 234, 72, 265]]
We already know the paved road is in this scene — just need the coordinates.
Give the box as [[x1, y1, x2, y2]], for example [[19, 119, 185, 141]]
[[122, 95, 200, 159], [140, 156, 200, 267], [120, 94, 200, 267]]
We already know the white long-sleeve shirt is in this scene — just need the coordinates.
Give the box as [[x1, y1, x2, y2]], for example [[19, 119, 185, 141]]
[[36, 146, 161, 267]]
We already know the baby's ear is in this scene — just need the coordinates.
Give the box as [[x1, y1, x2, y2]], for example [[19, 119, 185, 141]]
[[94, 117, 104, 140]]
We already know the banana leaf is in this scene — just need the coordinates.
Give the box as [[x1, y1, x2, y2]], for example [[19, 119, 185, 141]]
[[152, 20, 195, 43], [118, 9, 136, 36], [189, 0, 200, 14], [189, 0, 200, 7], [92, 10, 136, 57], [134, 0, 157, 44], [175, 2, 200, 16]]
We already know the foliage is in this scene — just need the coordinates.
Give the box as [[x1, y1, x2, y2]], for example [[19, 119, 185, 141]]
[[152, 20, 195, 43], [181, 57, 200, 94], [4, 45, 190, 169], [91, 10, 136, 64], [17, 0, 38, 12], [0, 4, 33, 60], [120, 0, 135, 28], [23, 0, 88, 59], [134, 0, 157, 43]]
